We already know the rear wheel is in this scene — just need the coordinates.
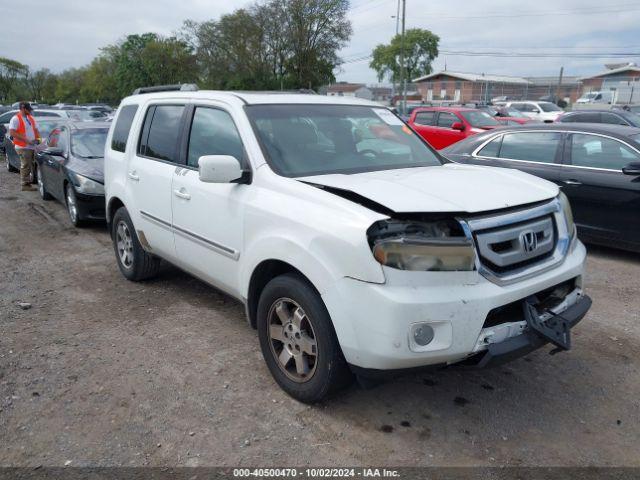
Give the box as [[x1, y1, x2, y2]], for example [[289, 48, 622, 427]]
[[257, 273, 352, 403], [6, 156, 17, 172], [112, 206, 161, 281]]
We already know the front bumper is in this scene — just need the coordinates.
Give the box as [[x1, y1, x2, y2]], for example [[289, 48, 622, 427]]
[[75, 192, 106, 221], [321, 240, 588, 371]]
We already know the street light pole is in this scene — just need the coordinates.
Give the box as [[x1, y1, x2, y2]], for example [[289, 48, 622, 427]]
[[399, 0, 407, 115]]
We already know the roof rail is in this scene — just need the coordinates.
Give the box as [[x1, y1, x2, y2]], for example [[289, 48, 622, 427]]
[[132, 84, 199, 95]]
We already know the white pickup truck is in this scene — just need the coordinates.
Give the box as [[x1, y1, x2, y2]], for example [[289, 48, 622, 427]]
[[104, 85, 590, 402]]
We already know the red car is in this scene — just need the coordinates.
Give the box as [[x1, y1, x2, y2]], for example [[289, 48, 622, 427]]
[[408, 107, 502, 150]]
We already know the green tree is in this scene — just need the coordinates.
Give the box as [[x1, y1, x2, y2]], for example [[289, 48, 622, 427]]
[[370, 29, 440, 83], [25, 68, 58, 103], [0, 57, 28, 103]]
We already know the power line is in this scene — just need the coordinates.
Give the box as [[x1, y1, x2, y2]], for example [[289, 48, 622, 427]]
[[439, 49, 640, 58], [411, 3, 640, 20]]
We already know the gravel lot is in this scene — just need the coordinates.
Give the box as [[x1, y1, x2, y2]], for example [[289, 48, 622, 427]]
[[1, 161, 639, 468]]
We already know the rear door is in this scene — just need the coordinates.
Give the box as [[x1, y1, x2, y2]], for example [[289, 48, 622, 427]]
[[409, 110, 437, 146], [561, 132, 640, 247], [170, 103, 250, 296], [127, 102, 187, 262]]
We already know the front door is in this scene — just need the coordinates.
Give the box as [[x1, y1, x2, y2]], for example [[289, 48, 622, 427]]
[[127, 103, 187, 262], [562, 132, 640, 247], [432, 112, 466, 149], [171, 105, 250, 296]]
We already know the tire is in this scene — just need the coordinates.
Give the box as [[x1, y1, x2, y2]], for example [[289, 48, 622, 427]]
[[37, 167, 52, 200], [6, 157, 18, 173], [65, 183, 85, 228], [257, 273, 352, 403], [111, 206, 161, 281]]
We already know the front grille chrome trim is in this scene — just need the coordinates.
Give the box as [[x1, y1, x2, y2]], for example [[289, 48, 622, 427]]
[[458, 199, 571, 286]]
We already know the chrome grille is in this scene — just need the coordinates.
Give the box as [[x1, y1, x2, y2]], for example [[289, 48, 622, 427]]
[[475, 216, 555, 270], [459, 199, 572, 286]]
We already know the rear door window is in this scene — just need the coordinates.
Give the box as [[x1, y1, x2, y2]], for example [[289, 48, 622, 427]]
[[477, 135, 503, 157], [569, 133, 639, 170], [111, 104, 138, 152], [414, 111, 435, 126], [563, 112, 599, 123], [497, 132, 561, 163], [138, 105, 185, 162]]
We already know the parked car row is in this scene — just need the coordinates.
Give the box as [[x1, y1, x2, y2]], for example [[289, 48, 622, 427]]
[[4, 118, 109, 226]]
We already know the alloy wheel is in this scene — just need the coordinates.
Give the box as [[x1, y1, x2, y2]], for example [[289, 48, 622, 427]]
[[267, 298, 318, 383], [116, 221, 134, 269], [66, 185, 78, 224], [37, 169, 44, 197]]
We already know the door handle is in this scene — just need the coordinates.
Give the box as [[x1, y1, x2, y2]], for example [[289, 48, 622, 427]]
[[128, 171, 140, 181], [562, 179, 582, 186], [173, 188, 191, 200]]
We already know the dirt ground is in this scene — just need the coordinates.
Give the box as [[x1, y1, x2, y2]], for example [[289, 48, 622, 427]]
[[1, 162, 639, 468]]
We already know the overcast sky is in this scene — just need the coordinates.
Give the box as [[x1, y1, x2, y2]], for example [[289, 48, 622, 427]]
[[2, 0, 640, 85]]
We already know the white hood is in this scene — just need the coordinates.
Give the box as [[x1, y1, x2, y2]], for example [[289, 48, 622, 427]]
[[299, 163, 559, 213]]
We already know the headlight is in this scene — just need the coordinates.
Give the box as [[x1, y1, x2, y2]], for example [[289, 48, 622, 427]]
[[558, 192, 575, 237], [368, 220, 476, 271], [71, 173, 104, 195]]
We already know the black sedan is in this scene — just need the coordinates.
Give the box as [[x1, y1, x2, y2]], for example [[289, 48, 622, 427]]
[[36, 122, 109, 227], [442, 123, 640, 252], [5, 118, 64, 181]]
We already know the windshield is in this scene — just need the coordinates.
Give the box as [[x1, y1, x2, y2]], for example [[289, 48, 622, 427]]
[[70, 129, 108, 158], [539, 102, 563, 112], [502, 108, 527, 118], [460, 110, 500, 127], [246, 104, 443, 177], [67, 110, 107, 121]]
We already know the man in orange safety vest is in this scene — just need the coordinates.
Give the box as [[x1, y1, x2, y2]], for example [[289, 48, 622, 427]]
[[9, 102, 41, 191]]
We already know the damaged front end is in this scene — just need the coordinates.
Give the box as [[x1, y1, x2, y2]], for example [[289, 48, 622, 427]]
[[366, 217, 476, 272]]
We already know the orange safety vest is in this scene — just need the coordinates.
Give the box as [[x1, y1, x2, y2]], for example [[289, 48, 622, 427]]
[[12, 113, 38, 148]]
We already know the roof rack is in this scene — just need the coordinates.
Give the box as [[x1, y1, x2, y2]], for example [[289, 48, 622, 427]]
[[132, 84, 199, 95]]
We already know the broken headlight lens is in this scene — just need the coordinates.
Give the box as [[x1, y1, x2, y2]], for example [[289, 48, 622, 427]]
[[369, 220, 476, 272], [558, 192, 575, 237]]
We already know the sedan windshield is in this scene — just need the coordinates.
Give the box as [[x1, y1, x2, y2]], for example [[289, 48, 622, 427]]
[[539, 102, 563, 112], [71, 129, 108, 158], [460, 110, 500, 127], [246, 104, 443, 177]]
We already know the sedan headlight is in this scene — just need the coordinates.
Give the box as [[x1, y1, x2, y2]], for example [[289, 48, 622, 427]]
[[558, 192, 575, 237], [368, 219, 476, 271], [71, 173, 104, 195]]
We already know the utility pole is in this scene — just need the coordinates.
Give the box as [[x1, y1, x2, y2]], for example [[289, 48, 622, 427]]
[[395, 0, 400, 35], [555, 66, 564, 104], [399, 0, 407, 115]]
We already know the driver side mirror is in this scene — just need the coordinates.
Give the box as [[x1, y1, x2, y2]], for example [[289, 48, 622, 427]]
[[451, 122, 465, 131], [622, 161, 640, 176], [198, 155, 250, 184], [43, 147, 65, 157]]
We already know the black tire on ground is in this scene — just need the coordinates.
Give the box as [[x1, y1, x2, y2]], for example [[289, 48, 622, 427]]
[[111, 206, 161, 281], [6, 157, 18, 172], [37, 167, 52, 200], [257, 273, 353, 403], [65, 183, 86, 228]]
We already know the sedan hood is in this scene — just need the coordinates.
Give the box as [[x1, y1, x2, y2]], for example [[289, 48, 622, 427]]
[[298, 163, 558, 213], [70, 156, 104, 184]]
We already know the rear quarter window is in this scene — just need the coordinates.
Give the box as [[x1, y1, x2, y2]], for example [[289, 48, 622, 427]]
[[111, 105, 139, 153]]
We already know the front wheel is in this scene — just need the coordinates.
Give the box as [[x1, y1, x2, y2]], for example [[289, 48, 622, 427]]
[[257, 273, 352, 403], [111, 206, 161, 281], [65, 183, 85, 227], [37, 167, 52, 200]]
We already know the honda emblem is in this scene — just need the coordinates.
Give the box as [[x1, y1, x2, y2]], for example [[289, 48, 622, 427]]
[[520, 230, 538, 253]]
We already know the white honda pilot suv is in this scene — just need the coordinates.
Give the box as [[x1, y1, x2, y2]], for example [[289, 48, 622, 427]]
[[104, 85, 591, 403]]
